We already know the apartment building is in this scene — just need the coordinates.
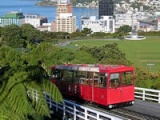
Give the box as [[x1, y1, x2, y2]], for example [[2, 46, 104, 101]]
[[56, 0, 72, 16], [54, 13, 76, 33], [53, 0, 77, 33]]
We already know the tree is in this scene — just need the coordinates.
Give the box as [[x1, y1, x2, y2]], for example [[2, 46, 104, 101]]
[[81, 28, 92, 36], [0, 26, 2, 37], [20, 24, 44, 45], [80, 43, 131, 65], [71, 50, 97, 64], [1, 25, 25, 48], [20, 24, 37, 40], [0, 46, 63, 120], [117, 25, 132, 34], [25, 43, 75, 73], [0, 46, 23, 68]]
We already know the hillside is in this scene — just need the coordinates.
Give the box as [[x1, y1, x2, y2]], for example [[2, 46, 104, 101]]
[[36, 0, 98, 7]]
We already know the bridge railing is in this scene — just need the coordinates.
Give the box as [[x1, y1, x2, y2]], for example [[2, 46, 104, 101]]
[[46, 96, 127, 120], [135, 87, 160, 103], [27, 89, 128, 120]]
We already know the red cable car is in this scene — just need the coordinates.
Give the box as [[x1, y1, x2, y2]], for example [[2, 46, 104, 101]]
[[51, 64, 135, 108]]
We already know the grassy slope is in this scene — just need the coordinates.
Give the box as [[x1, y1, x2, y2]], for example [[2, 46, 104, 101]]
[[68, 38, 160, 72]]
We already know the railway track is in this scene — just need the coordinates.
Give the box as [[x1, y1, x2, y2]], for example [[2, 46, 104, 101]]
[[53, 97, 160, 120], [111, 108, 159, 120], [83, 103, 159, 120]]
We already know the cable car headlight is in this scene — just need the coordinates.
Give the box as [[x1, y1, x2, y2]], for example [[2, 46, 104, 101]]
[[132, 101, 135, 104]]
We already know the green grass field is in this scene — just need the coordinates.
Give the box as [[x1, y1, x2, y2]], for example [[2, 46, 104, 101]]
[[67, 38, 160, 72]]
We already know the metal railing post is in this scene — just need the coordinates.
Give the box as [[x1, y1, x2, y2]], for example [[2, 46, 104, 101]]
[[73, 105, 76, 120], [159, 92, 160, 104], [97, 112, 99, 119], [85, 109, 87, 120], [142, 89, 145, 101], [63, 103, 66, 119], [49, 95, 52, 108]]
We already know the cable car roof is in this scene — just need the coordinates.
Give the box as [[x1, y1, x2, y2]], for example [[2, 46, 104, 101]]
[[53, 64, 134, 72]]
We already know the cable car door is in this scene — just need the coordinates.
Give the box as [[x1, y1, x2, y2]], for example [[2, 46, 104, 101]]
[[108, 73, 122, 104], [84, 72, 94, 101]]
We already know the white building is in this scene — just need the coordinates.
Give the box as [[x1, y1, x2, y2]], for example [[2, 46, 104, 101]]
[[115, 11, 154, 30], [81, 16, 115, 33], [25, 14, 48, 28], [115, 13, 139, 29], [37, 23, 52, 32], [136, 0, 150, 4]]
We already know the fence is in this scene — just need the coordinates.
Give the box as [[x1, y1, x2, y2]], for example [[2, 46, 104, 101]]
[[27, 90, 128, 120], [135, 87, 160, 103], [45, 95, 128, 120], [27, 87, 160, 120]]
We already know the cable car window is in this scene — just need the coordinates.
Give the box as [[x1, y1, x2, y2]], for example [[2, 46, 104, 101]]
[[93, 72, 106, 87], [78, 71, 87, 85], [87, 72, 93, 86], [99, 75, 107, 88], [122, 71, 133, 85], [73, 71, 79, 83], [93, 72, 99, 87], [62, 70, 73, 83], [110, 73, 120, 88]]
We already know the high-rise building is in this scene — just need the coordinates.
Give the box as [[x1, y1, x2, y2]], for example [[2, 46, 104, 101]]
[[53, 0, 76, 33], [99, 0, 114, 18], [56, 0, 73, 16], [0, 11, 25, 27], [54, 13, 76, 33]]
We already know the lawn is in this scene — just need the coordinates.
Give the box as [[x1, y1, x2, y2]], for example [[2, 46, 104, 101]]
[[67, 38, 160, 72]]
